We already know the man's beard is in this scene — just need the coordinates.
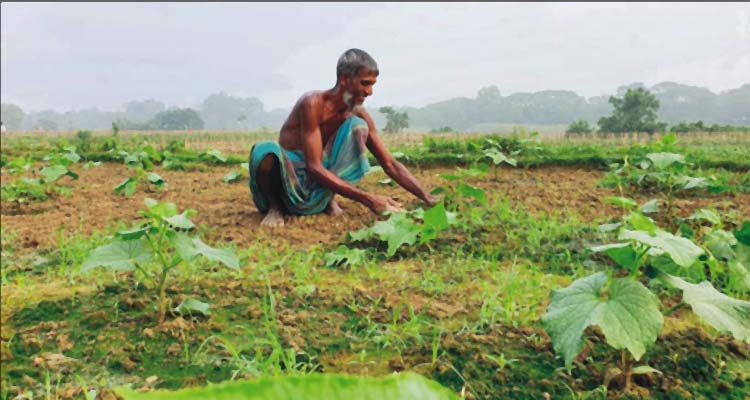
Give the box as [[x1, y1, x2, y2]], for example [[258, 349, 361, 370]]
[[343, 91, 354, 110]]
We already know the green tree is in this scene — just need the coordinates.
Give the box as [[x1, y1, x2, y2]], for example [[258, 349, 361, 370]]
[[565, 119, 593, 134], [148, 108, 204, 130], [598, 88, 667, 134], [378, 106, 409, 133], [1, 103, 26, 131]]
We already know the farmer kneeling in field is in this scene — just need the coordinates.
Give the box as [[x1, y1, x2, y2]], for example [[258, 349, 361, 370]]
[[249, 48, 438, 227]]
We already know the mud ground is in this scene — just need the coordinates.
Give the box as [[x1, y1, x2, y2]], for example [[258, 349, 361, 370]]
[[2, 164, 748, 254]]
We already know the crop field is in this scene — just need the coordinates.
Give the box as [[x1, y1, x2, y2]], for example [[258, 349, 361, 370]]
[[1, 130, 749, 399]]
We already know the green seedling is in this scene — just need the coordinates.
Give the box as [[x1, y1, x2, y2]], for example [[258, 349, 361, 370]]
[[81, 198, 239, 324]]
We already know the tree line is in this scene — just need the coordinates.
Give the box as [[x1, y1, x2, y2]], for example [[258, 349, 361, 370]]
[[565, 87, 750, 136], [1, 81, 747, 132]]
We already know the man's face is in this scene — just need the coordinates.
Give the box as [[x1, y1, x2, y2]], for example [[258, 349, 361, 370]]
[[342, 68, 378, 107]]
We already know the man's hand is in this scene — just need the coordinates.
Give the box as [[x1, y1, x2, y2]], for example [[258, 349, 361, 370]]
[[423, 193, 440, 208], [368, 194, 405, 215]]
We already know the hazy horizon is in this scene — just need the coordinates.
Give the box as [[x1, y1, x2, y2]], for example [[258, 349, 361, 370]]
[[2, 2, 749, 113]]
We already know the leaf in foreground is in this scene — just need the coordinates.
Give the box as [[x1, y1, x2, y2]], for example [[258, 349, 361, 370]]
[[81, 241, 153, 273], [541, 272, 663, 368], [659, 273, 750, 341], [115, 372, 459, 400]]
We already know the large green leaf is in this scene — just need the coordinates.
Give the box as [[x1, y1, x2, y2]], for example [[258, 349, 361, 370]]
[[688, 209, 722, 226], [728, 259, 750, 292], [369, 212, 420, 256], [541, 272, 663, 368], [64, 152, 81, 164], [457, 183, 486, 203], [324, 245, 368, 268], [40, 165, 69, 182], [734, 221, 750, 245], [679, 176, 709, 190], [147, 172, 165, 186], [604, 196, 637, 209], [590, 243, 639, 271], [639, 199, 659, 214], [222, 171, 243, 183], [174, 298, 211, 316], [203, 149, 227, 163], [81, 241, 153, 273], [420, 202, 450, 243], [483, 148, 517, 166], [423, 201, 449, 232], [627, 212, 657, 234], [115, 372, 459, 400], [659, 274, 750, 341], [116, 226, 154, 241], [144, 198, 179, 217], [164, 211, 196, 230], [646, 152, 685, 170], [174, 234, 239, 270], [619, 229, 703, 268], [704, 230, 737, 261], [114, 178, 137, 197]]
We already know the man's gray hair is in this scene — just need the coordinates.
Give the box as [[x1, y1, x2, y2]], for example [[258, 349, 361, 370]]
[[336, 48, 379, 83]]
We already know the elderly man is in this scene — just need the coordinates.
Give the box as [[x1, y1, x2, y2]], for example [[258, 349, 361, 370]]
[[249, 48, 438, 227]]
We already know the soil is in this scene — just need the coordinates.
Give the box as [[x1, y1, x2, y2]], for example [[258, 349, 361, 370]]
[[2, 164, 748, 254]]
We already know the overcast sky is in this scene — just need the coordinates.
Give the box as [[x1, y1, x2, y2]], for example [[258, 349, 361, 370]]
[[2, 2, 749, 113]]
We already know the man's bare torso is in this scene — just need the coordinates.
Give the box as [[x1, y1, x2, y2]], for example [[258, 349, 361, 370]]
[[278, 91, 358, 151]]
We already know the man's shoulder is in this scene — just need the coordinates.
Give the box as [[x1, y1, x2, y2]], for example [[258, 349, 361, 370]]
[[297, 91, 326, 107]]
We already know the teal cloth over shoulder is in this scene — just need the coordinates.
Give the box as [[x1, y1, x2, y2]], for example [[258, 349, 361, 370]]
[[248, 116, 370, 215]]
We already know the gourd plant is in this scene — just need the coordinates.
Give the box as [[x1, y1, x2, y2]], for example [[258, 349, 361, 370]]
[[114, 144, 166, 196], [1, 147, 80, 203], [542, 200, 750, 392], [481, 139, 517, 181], [602, 134, 728, 224], [81, 198, 239, 324], [346, 201, 454, 257]]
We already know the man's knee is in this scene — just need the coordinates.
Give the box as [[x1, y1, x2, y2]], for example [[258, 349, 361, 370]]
[[258, 154, 278, 174]]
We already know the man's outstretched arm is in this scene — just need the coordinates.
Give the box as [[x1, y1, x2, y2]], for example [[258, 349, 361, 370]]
[[357, 109, 438, 206], [300, 98, 402, 214]]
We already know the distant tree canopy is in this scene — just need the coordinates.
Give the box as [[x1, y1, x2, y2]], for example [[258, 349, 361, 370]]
[[566, 119, 593, 134], [597, 88, 667, 134], [476, 85, 501, 104], [200, 92, 264, 130], [2, 82, 748, 132], [671, 120, 750, 133], [1, 103, 25, 131], [150, 108, 204, 130], [378, 106, 410, 133]]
